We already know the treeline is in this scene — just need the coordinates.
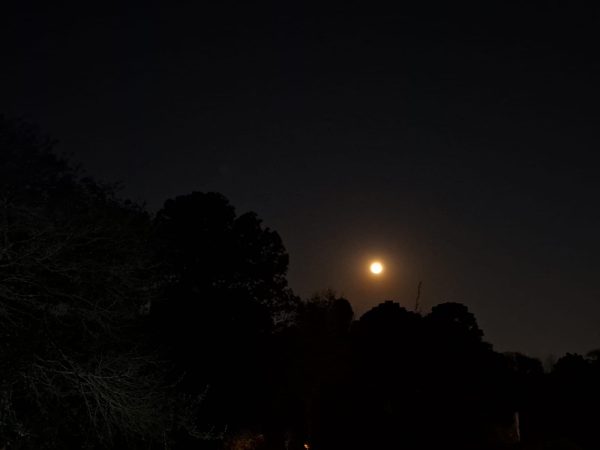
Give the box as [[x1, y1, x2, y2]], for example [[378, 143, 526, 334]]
[[1, 116, 599, 450]]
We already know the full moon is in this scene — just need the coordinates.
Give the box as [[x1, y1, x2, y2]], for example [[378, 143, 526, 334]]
[[370, 261, 384, 275]]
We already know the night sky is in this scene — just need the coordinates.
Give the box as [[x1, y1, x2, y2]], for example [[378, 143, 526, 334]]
[[4, 2, 600, 359]]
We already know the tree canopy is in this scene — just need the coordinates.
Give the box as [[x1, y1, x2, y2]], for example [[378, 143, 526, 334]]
[[2, 116, 599, 450]]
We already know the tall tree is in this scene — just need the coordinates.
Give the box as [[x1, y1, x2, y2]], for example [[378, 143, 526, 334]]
[[0, 116, 171, 449], [151, 191, 298, 435]]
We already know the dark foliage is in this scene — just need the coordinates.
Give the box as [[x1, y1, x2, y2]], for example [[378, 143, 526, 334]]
[[0, 117, 200, 449], [150, 191, 299, 444], [1, 117, 598, 450]]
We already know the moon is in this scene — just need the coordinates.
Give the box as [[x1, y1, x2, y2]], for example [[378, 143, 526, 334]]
[[369, 261, 384, 275]]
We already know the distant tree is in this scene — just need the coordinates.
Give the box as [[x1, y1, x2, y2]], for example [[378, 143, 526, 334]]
[[586, 348, 600, 363], [289, 291, 354, 445], [351, 300, 424, 389], [299, 289, 354, 337], [552, 353, 589, 378], [503, 352, 544, 405], [504, 352, 544, 377], [0, 116, 177, 449], [354, 300, 421, 335], [545, 353, 600, 449], [426, 302, 484, 342], [417, 303, 510, 449], [500, 352, 544, 443], [346, 301, 424, 449]]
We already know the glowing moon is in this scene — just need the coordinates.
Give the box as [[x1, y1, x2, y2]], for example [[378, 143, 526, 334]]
[[370, 261, 384, 275]]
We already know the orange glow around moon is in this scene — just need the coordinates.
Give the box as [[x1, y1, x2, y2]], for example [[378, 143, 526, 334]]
[[370, 261, 384, 275]]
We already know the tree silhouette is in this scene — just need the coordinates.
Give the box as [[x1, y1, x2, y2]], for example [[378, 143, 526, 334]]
[[0, 116, 173, 448], [280, 291, 354, 449], [152, 191, 296, 327], [4, 116, 600, 450], [426, 302, 484, 342], [542, 352, 600, 449], [150, 191, 299, 440], [346, 301, 425, 450]]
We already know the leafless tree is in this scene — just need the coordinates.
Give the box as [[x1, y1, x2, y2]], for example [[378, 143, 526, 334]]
[[0, 116, 182, 448]]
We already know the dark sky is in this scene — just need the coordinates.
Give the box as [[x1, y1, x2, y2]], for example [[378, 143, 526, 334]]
[[4, 2, 600, 358]]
